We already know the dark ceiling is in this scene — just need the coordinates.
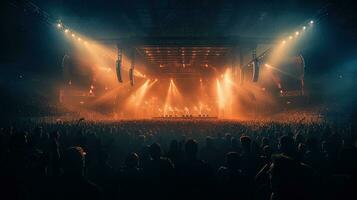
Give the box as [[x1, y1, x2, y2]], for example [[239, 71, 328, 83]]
[[32, 0, 332, 39], [2, 0, 357, 74]]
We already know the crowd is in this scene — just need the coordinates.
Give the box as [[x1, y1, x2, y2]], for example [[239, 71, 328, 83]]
[[0, 119, 356, 200]]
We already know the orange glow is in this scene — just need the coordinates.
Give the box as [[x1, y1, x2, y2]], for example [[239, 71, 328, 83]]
[[164, 79, 183, 115], [216, 79, 225, 110], [59, 28, 292, 120]]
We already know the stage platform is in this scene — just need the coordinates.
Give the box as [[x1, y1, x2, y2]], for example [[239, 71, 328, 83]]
[[152, 116, 218, 120]]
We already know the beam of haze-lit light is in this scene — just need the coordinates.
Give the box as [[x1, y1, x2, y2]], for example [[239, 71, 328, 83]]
[[91, 81, 131, 105], [126, 80, 151, 107], [216, 79, 225, 110], [62, 28, 145, 82], [163, 81, 172, 116], [264, 63, 299, 79], [164, 79, 183, 115], [222, 69, 233, 116]]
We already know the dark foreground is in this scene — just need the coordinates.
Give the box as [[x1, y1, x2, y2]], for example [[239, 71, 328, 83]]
[[0, 119, 356, 200]]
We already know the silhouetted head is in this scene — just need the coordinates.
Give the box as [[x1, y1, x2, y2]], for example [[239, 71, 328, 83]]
[[294, 133, 305, 145], [263, 145, 272, 159], [225, 133, 232, 142], [261, 137, 269, 147], [240, 136, 251, 153], [125, 153, 139, 168], [226, 152, 241, 170], [149, 143, 162, 160], [62, 146, 86, 176], [138, 134, 146, 145], [269, 155, 300, 191], [50, 131, 60, 140], [306, 137, 318, 151], [205, 136, 214, 147], [279, 135, 295, 156], [185, 139, 198, 159]]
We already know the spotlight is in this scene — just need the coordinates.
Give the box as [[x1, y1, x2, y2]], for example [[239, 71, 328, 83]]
[[289, 36, 293, 40], [309, 20, 314, 24], [302, 26, 306, 30], [71, 33, 75, 37], [57, 23, 62, 28], [282, 40, 286, 44], [295, 31, 299, 36], [77, 37, 81, 41], [64, 29, 69, 33]]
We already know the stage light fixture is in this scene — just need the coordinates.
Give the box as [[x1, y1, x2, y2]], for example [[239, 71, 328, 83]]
[[309, 20, 314, 24], [282, 40, 286, 44], [71, 33, 75, 37], [289, 36, 293, 40], [303, 26, 306, 30], [57, 23, 62, 28], [77, 37, 81, 41], [64, 29, 69, 33], [295, 31, 299, 36]]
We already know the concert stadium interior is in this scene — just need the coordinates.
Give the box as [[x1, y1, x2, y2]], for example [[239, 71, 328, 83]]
[[1, 1, 357, 200]]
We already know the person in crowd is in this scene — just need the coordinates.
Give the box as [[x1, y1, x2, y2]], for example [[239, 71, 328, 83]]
[[118, 153, 143, 199], [178, 139, 215, 199], [279, 135, 296, 159], [54, 146, 102, 200], [217, 152, 252, 200], [145, 143, 174, 197], [240, 136, 260, 177]]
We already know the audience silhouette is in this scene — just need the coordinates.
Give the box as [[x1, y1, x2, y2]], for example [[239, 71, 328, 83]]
[[0, 120, 356, 200]]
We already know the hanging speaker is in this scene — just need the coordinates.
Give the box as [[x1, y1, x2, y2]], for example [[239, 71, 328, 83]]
[[129, 68, 134, 86], [252, 58, 260, 82], [129, 50, 135, 86], [116, 47, 123, 83], [116, 60, 122, 82]]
